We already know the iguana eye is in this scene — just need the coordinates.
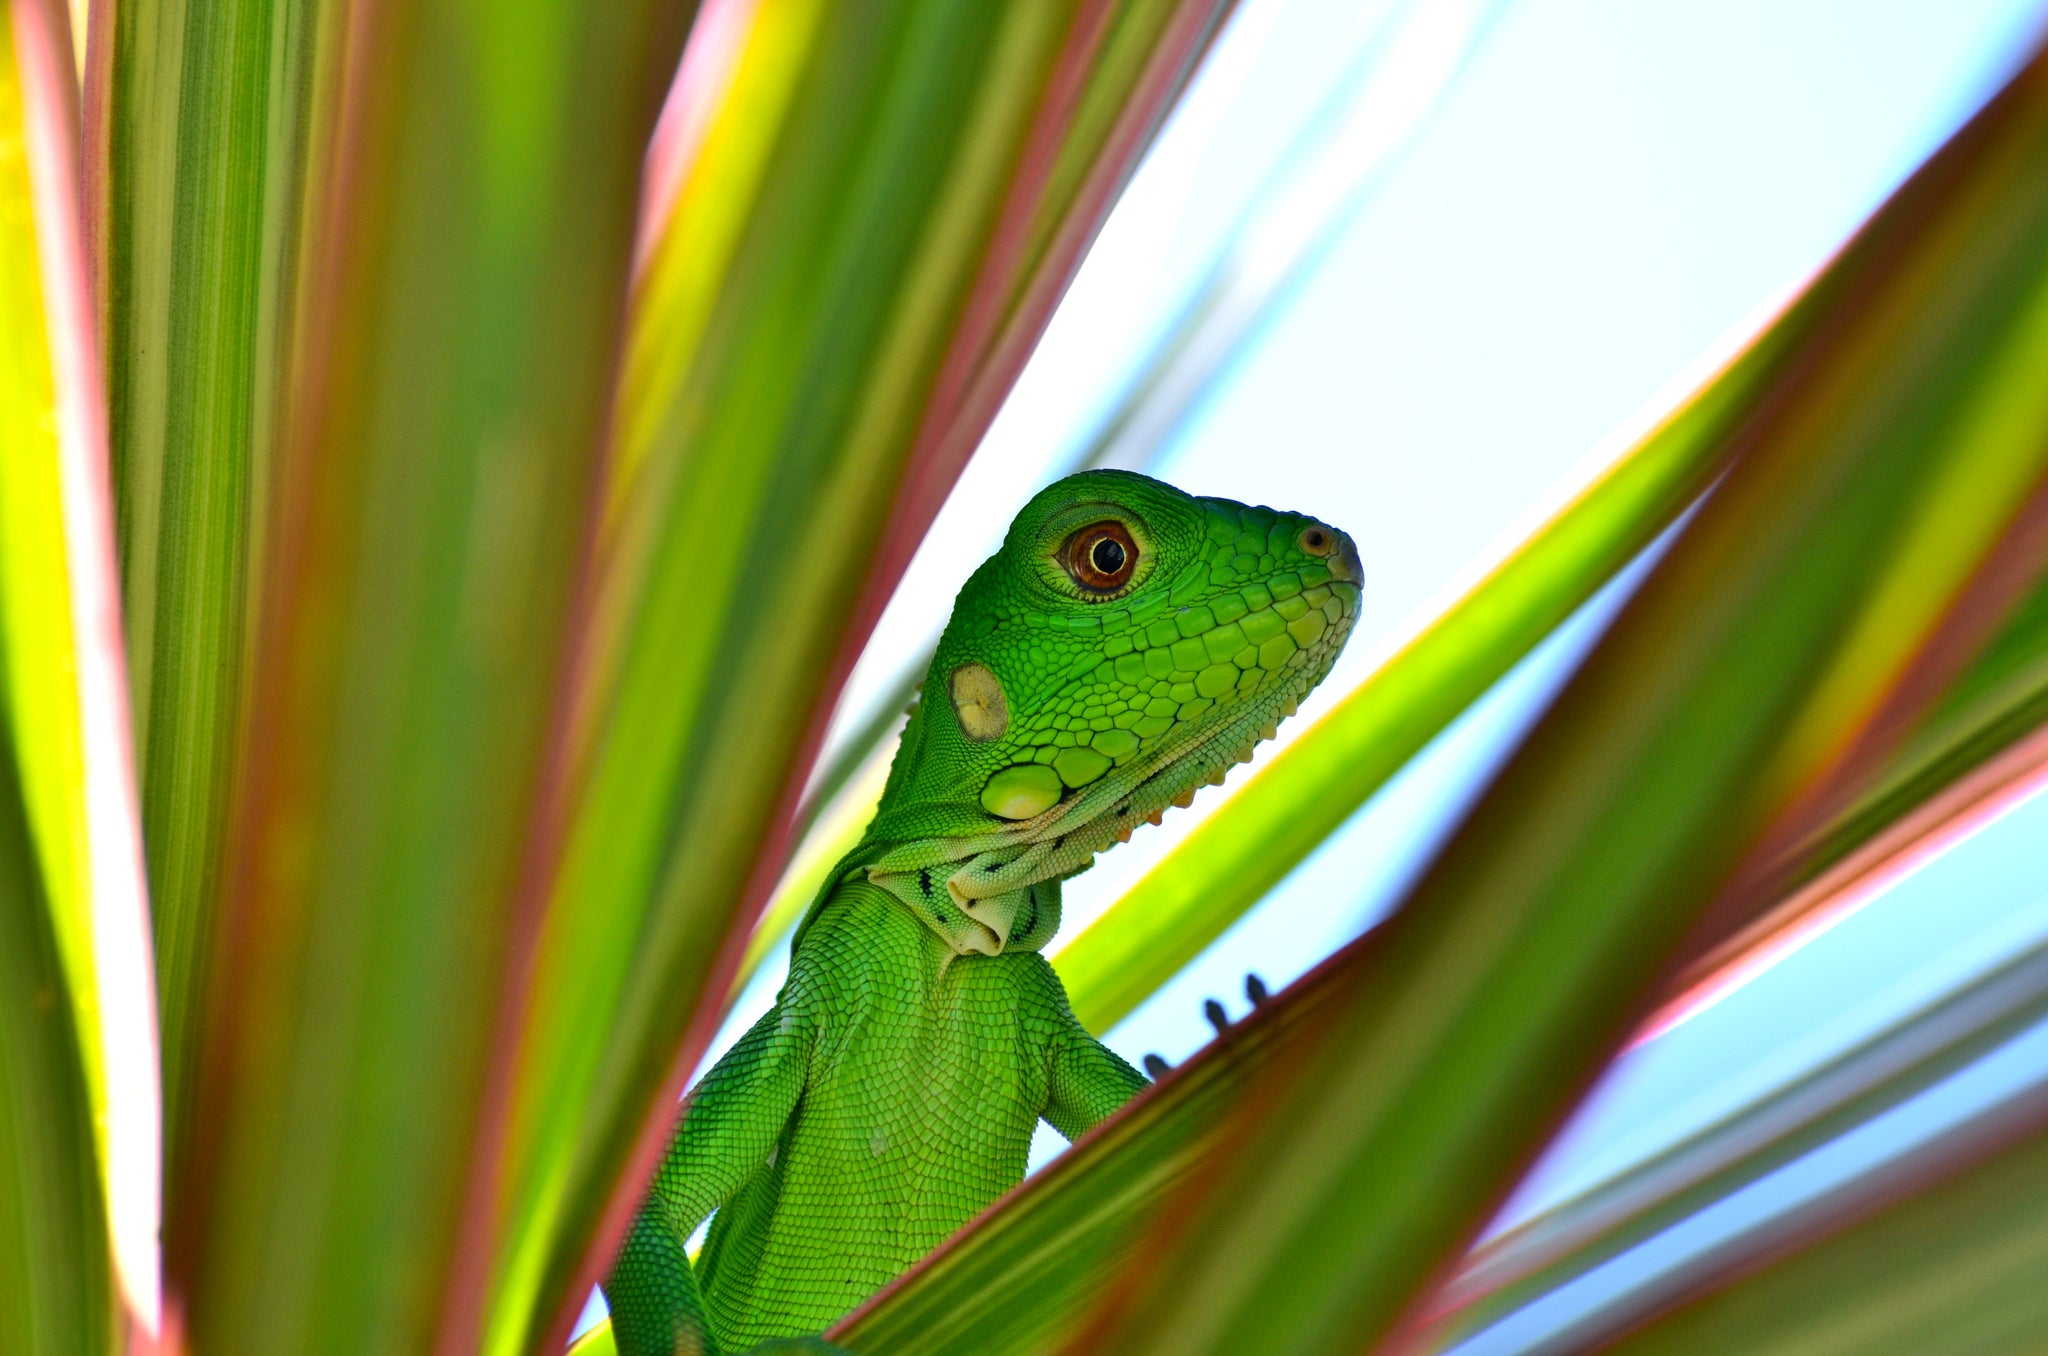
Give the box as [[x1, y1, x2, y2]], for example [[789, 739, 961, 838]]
[[1299, 525, 1332, 555], [1062, 521, 1137, 593]]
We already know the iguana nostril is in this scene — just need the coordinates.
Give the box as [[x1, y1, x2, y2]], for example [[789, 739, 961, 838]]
[[1325, 528, 1362, 586]]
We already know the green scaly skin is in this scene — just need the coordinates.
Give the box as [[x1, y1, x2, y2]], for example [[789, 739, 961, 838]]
[[604, 470, 1360, 1354]]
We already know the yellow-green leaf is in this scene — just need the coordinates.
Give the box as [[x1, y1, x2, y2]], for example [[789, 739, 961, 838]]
[[1, 0, 159, 1343]]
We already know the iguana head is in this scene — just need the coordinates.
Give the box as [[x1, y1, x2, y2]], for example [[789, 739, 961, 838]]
[[856, 470, 1358, 953]]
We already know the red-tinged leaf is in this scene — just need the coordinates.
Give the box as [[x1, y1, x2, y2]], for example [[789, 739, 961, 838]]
[[1426, 887, 2048, 1349], [1662, 528, 2048, 1022], [1650, 715, 2048, 1046], [1600, 1115, 2048, 1354], [161, 2, 691, 1350], [1421, 478, 2048, 1351]]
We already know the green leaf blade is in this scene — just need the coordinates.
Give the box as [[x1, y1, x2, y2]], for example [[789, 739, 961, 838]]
[[91, 0, 332, 1204]]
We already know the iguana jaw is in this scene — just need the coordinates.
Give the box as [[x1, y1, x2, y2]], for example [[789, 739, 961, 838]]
[[1053, 593, 1350, 859], [1048, 550, 1359, 858]]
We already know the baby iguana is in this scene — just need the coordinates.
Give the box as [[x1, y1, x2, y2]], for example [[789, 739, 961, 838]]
[[605, 470, 1359, 1354]]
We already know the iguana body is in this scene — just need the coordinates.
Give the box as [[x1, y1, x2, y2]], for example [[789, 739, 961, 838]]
[[605, 471, 1359, 1353]]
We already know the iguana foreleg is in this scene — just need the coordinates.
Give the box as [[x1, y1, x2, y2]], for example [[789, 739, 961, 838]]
[[1046, 1006, 1148, 1141], [606, 999, 812, 1355]]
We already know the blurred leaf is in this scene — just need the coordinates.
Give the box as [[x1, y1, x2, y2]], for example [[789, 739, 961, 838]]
[[1664, 539, 2048, 1013], [1428, 920, 2048, 1350], [0, 725, 111, 1354], [85, 0, 333, 1186], [473, 4, 1239, 1349], [162, 0, 690, 1349], [1602, 1114, 2048, 1355], [836, 48, 2048, 1356], [1, 0, 158, 1341]]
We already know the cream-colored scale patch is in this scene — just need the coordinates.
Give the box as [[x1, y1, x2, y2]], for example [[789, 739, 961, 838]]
[[981, 763, 1061, 819], [950, 662, 1009, 741]]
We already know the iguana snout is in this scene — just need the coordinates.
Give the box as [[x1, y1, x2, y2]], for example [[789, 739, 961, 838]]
[[1311, 522, 1363, 588]]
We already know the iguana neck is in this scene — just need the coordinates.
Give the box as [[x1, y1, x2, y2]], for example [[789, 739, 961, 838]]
[[807, 649, 1305, 962], [791, 835, 1065, 962]]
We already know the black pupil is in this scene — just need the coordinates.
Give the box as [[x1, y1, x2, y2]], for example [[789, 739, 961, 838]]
[[1305, 530, 1325, 548], [1090, 537, 1126, 576]]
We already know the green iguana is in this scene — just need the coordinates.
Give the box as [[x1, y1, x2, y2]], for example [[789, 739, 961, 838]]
[[604, 470, 1359, 1353]]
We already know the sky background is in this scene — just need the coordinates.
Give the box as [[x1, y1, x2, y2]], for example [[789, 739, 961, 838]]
[[579, 0, 2048, 1339]]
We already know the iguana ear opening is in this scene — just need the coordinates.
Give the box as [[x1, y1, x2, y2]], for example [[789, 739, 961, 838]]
[[949, 662, 1008, 741]]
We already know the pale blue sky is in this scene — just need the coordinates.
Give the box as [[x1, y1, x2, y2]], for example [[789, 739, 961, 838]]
[[579, 0, 2048, 1339]]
